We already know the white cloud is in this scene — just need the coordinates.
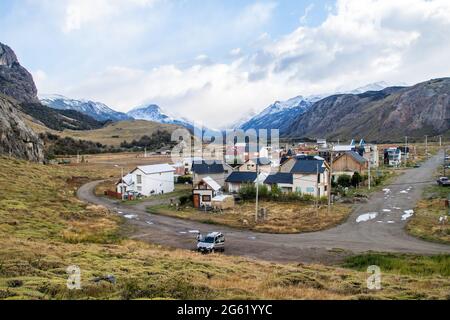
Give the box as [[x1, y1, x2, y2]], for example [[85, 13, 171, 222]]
[[55, 0, 450, 128], [62, 0, 158, 33], [234, 2, 278, 31]]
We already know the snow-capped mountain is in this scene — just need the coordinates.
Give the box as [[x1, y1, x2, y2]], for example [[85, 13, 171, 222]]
[[347, 81, 392, 94], [39, 94, 131, 122], [237, 81, 404, 133], [127, 104, 193, 129], [238, 95, 324, 132]]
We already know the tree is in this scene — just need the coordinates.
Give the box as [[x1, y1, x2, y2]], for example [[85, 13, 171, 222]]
[[337, 174, 352, 188], [351, 172, 363, 187]]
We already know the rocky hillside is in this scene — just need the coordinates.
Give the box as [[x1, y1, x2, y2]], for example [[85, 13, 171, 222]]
[[0, 43, 39, 104], [285, 78, 450, 142], [0, 94, 44, 162]]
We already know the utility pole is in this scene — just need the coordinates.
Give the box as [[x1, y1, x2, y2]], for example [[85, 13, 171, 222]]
[[425, 135, 428, 159], [327, 148, 333, 213], [368, 158, 371, 191], [77, 151, 80, 164], [404, 136, 408, 167], [255, 162, 259, 223], [439, 136, 442, 147], [315, 163, 319, 215]]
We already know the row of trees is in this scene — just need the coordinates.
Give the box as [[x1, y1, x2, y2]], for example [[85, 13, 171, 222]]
[[120, 130, 174, 150]]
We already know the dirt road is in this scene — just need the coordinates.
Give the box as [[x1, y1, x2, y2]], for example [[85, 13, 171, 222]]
[[78, 151, 450, 263]]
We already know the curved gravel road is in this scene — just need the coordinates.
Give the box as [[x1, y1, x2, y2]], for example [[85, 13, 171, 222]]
[[78, 151, 450, 263]]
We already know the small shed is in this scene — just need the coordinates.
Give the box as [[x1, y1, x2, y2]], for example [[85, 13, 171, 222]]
[[211, 195, 235, 210]]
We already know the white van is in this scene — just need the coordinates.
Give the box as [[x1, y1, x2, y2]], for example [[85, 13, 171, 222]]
[[197, 232, 225, 253]]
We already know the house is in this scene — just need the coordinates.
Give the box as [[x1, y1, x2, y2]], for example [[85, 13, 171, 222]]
[[183, 157, 204, 174], [116, 174, 134, 195], [280, 155, 330, 197], [237, 157, 274, 174], [192, 160, 233, 187], [116, 164, 175, 196], [225, 172, 258, 193], [384, 148, 402, 167], [192, 176, 222, 208], [361, 144, 379, 168], [332, 151, 368, 179], [264, 172, 294, 193]]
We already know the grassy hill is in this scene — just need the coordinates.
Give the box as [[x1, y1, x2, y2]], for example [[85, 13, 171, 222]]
[[0, 157, 449, 299], [24, 119, 184, 148]]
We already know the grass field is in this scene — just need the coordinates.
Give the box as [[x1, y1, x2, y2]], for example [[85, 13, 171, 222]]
[[149, 201, 350, 234], [1, 157, 449, 300], [24, 118, 182, 147], [407, 185, 450, 244]]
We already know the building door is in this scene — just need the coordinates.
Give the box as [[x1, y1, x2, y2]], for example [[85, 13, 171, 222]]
[[193, 194, 200, 208]]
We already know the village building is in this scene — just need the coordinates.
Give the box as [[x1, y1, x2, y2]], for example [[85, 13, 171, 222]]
[[264, 172, 294, 193], [384, 148, 402, 167], [237, 157, 274, 174], [279, 155, 330, 197], [192, 176, 222, 208], [192, 160, 233, 187], [332, 151, 368, 179], [116, 164, 175, 196]]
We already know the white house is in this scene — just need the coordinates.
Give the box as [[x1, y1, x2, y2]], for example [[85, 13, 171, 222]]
[[192, 176, 222, 208], [116, 164, 175, 196], [280, 155, 330, 198]]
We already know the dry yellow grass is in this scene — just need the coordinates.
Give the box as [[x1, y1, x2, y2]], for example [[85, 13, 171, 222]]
[[150, 201, 352, 234], [0, 156, 449, 300]]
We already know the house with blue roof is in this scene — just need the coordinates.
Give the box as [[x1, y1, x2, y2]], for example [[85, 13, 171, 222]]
[[192, 160, 233, 187], [277, 155, 330, 197], [225, 171, 269, 193]]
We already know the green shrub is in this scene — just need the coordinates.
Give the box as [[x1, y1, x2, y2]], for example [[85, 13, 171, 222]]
[[337, 175, 352, 188]]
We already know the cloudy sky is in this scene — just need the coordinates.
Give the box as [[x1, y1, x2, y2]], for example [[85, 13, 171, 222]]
[[1, 0, 450, 128]]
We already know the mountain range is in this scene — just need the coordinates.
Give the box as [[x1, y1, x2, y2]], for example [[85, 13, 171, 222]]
[[237, 82, 395, 133], [40, 94, 132, 122], [285, 79, 450, 141]]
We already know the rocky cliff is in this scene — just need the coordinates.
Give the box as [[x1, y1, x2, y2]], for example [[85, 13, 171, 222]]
[[0, 43, 39, 104], [0, 94, 44, 162]]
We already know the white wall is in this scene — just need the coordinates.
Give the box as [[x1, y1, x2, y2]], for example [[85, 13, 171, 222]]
[[131, 169, 175, 196], [292, 171, 329, 198]]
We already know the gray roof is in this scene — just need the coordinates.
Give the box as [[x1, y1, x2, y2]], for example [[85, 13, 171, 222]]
[[290, 156, 326, 174], [226, 172, 257, 183], [264, 172, 293, 185]]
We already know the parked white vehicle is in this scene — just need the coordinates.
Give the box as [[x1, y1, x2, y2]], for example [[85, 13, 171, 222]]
[[197, 232, 225, 253]]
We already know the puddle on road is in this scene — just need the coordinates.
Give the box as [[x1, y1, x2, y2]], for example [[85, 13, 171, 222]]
[[124, 214, 138, 219], [400, 190, 408, 194], [146, 221, 154, 225], [356, 212, 378, 223], [382, 209, 392, 212], [189, 230, 200, 234]]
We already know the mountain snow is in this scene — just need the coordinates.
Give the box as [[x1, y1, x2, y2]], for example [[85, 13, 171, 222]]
[[127, 104, 195, 130], [237, 82, 402, 132], [39, 94, 131, 122]]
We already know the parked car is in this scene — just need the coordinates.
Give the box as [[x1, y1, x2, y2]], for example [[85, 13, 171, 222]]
[[437, 177, 450, 186], [197, 232, 225, 254]]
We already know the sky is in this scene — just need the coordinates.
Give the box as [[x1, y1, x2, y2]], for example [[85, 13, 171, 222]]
[[1, 0, 450, 128]]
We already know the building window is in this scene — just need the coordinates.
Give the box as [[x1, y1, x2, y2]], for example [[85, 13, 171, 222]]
[[317, 174, 321, 183], [296, 187, 301, 193], [137, 186, 142, 192], [137, 175, 142, 184], [306, 187, 315, 193], [202, 195, 211, 202]]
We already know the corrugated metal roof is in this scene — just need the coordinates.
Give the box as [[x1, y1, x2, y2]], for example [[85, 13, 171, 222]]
[[264, 172, 293, 185], [135, 163, 175, 175], [192, 161, 226, 174], [226, 172, 257, 183], [347, 151, 367, 164], [290, 158, 326, 174], [202, 176, 222, 191]]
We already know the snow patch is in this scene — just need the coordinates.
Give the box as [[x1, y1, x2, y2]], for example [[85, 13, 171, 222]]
[[402, 210, 414, 221], [124, 214, 137, 219], [356, 212, 378, 223]]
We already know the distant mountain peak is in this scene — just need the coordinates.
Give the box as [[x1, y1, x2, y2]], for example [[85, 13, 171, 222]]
[[39, 94, 131, 122]]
